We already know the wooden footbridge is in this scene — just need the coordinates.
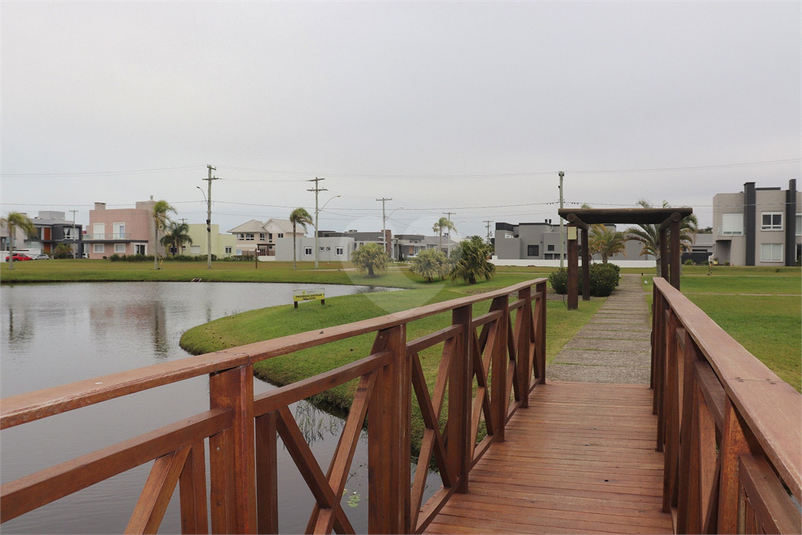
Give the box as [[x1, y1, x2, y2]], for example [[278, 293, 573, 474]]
[[1, 277, 800, 534]]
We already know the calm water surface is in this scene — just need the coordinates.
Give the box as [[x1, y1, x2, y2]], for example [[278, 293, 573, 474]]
[[1, 282, 433, 534]]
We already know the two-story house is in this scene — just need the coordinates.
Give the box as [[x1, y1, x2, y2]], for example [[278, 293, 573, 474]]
[[228, 218, 299, 257], [28, 211, 84, 257], [713, 180, 800, 266], [85, 200, 155, 259]]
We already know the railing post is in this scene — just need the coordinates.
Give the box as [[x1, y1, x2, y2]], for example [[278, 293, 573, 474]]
[[209, 365, 257, 534], [367, 325, 409, 534], [449, 305, 473, 494], [517, 286, 532, 408], [536, 280, 547, 385], [676, 328, 699, 533], [490, 295, 509, 442], [717, 399, 753, 534], [255, 411, 278, 534]]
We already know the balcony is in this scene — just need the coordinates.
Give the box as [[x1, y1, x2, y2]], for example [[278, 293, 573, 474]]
[[83, 233, 133, 242]]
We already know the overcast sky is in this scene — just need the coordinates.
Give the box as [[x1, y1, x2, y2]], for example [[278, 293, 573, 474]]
[[2, 1, 800, 238]]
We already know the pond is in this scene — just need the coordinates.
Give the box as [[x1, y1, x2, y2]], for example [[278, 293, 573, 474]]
[[0, 282, 436, 533]]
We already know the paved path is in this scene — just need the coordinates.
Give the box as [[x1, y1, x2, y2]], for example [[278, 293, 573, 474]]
[[548, 274, 652, 384]]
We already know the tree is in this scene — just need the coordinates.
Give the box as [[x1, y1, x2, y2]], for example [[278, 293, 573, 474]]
[[53, 243, 72, 259], [1, 212, 36, 270], [161, 221, 193, 256], [352, 242, 388, 278], [151, 200, 176, 269], [625, 200, 698, 276], [410, 248, 449, 282], [289, 207, 314, 271], [449, 236, 495, 285], [588, 224, 626, 263], [432, 217, 457, 253]]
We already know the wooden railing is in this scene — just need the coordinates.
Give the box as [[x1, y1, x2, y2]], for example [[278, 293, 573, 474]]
[[651, 277, 801, 534], [0, 279, 547, 534]]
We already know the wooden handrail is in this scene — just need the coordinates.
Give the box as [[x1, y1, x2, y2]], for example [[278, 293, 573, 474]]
[[652, 277, 801, 534], [1, 278, 549, 534]]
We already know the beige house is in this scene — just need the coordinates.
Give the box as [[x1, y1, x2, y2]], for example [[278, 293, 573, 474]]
[[228, 218, 302, 257], [185, 224, 237, 259]]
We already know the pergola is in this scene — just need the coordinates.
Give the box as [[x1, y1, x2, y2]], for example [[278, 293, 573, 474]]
[[557, 207, 694, 310]]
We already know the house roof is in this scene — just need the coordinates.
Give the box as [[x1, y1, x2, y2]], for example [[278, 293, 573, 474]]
[[264, 218, 296, 234], [227, 219, 265, 233]]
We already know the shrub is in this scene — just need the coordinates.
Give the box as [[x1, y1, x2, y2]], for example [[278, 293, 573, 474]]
[[549, 264, 621, 297], [684, 259, 694, 266]]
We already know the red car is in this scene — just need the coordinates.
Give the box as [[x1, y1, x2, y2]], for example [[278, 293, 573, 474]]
[[6, 254, 33, 262]]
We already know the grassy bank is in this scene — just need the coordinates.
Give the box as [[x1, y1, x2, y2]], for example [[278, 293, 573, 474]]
[[642, 267, 801, 391], [181, 281, 603, 454]]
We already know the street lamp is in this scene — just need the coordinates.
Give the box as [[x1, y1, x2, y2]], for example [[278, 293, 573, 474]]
[[316, 194, 340, 268]]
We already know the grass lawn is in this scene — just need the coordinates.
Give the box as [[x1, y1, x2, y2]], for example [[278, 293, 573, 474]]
[[642, 267, 801, 392], [180, 280, 603, 454]]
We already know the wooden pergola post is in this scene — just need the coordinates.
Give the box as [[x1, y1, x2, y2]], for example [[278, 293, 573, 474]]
[[567, 224, 578, 310], [581, 226, 590, 302], [658, 212, 683, 290]]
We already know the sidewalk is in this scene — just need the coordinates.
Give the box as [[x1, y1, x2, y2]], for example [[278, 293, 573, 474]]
[[548, 274, 652, 384]]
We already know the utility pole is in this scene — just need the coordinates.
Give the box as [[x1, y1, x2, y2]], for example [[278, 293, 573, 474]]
[[203, 165, 219, 270], [69, 209, 78, 258], [558, 171, 565, 269], [308, 177, 326, 269], [376, 197, 392, 257], [443, 211, 456, 256], [484, 219, 492, 244]]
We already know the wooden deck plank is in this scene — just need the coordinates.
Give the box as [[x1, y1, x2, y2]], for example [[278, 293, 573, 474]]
[[423, 381, 673, 534]]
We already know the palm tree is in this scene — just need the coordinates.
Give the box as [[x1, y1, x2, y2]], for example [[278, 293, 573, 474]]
[[1, 212, 37, 270], [588, 224, 626, 263], [289, 207, 313, 271], [449, 236, 495, 284], [625, 200, 698, 276], [151, 200, 176, 269], [410, 248, 449, 282], [433, 217, 457, 254], [161, 221, 193, 256], [352, 242, 388, 278]]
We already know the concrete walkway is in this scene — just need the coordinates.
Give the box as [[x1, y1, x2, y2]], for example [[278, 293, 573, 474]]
[[548, 274, 653, 384]]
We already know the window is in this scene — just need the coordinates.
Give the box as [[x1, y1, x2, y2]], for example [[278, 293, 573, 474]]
[[761, 213, 782, 231], [135, 244, 146, 255], [547, 244, 555, 251], [260, 233, 265, 241], [336, 246, 344, 256], [113, 222, 125, 239], [796, 215, 801, 236], [245, 233, 254, 241], [760, 243, 783, 262], [237, 233, 244, 240], [93, 244, 105, 253], [527, 245, 539, 256], [304, 247, 312, 256], [277, 233, 284, 238], [721, 214, 743, 235], [225, 246, 232, 254], [505, 233, 514, 239], [114, 243, 126, 254], [93, 223, 105, 240], [268, 233, 273, 241], [191, 246, 201, 254]]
